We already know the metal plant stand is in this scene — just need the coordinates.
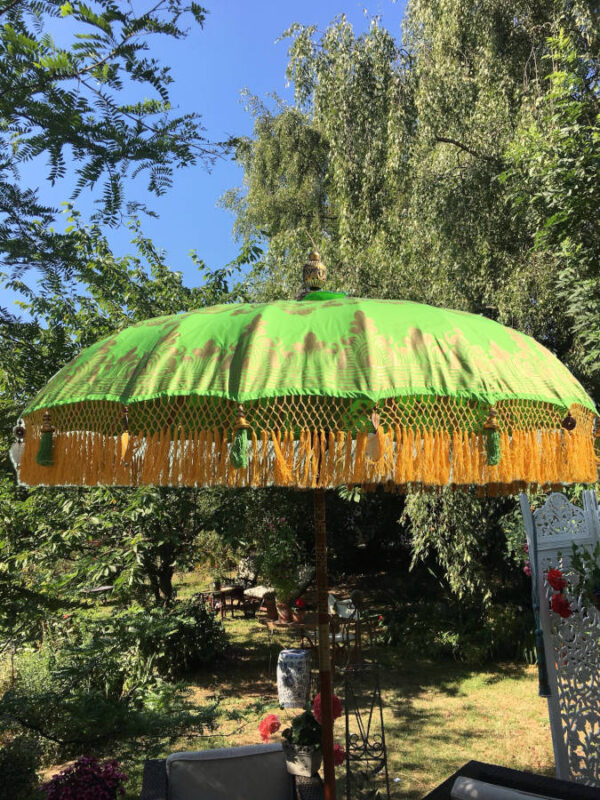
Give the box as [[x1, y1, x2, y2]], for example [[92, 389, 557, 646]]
[[342, 663, 390, 800]]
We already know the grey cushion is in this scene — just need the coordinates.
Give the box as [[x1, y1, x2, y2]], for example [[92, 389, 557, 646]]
[[451, 777, 561, 800], [166, 743, 293, 800]]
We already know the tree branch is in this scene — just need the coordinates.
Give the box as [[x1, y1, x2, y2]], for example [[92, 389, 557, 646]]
[[435, 136, 503, 167], [0, 0, 23, 18]]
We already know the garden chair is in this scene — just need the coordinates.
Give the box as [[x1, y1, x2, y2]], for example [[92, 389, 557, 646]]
[[421, 760, 600, 800], [139, 743, 323, 799], [327, 592, 376, 667]]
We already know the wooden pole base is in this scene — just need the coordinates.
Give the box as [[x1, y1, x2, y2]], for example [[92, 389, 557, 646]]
[[314, 488, 336, 800]]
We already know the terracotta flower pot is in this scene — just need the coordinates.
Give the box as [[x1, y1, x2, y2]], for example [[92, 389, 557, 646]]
[[276, 601, 292, 623], [263, 595, 278, 620], [282, 742, 322, 777]]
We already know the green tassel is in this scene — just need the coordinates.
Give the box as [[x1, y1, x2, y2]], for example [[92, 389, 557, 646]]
[[484, 406, 501, 466], [230, 427, 249, 469], [36, 430, 54, 467], [485, 428, 501, 466]]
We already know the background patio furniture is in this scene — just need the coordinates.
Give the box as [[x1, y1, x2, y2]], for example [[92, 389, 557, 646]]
[[327, 593, 377, 668], [138, 743, 324, 799], [244, 584, 275, 616], [260, 597, 373, 673], [421, 760, 600, 800], [194, 586, 244, 619]]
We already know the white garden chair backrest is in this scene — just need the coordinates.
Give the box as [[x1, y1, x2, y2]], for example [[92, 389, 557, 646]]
[[521, 490, 600, 786]]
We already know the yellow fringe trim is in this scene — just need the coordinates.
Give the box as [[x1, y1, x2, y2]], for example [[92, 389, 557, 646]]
[[18, 425, 598, 493]]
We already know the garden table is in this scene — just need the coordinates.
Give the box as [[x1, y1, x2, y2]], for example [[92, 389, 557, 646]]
[[197, 585, 242, 618]]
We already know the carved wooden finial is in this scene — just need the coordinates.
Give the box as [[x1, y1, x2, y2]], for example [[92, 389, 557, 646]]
[[234, 403, 251, 430], [483, 406, 499, 431], [561, 410, 576, 431], [303, 250, 327, 292], [12, 418, 25, 442], [41, 411, 54, 434], [371, 404, 381, 433]]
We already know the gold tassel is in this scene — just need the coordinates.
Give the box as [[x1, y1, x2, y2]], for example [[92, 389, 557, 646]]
[[438, 431, 450, 485], [343, 431, 353, 485], [423, 429, 434, 483], [353, 432, 368, 484], [317, 431, 326, 487], [405, 429, 416, 484], [257, 431, 267, 486], [323, 431, 335, 485], [272, 430, 293, 485], [219, 428, 229, 484], [394, 426, 403, 485]]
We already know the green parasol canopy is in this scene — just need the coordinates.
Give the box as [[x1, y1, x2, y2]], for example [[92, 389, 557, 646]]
[[24, 293, 595, 413]]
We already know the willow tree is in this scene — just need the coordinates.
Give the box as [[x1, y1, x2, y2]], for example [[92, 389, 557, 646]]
[[223, 18, 413, 300], [227, 2, 599, 368]]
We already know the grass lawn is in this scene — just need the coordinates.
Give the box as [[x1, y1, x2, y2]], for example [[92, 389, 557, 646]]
[[115, 604, 554, 800]]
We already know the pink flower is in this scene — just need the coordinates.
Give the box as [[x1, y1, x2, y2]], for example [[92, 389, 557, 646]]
[[547, 569, 567, 591], [258, 713, 281, 742], [523, 562, 531, 577], [313, 692, 342, 724], [551, 592, 572, 618], [333, 743, 346, 766]]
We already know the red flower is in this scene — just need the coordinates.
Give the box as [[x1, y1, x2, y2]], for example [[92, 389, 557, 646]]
[[523, 562, 531, 577], [547, 569, 567, 591], [313, 692, 342, 724], [258, 714, 281, 742], [296, 597, 306, 609], [378, 614, 383, 621], [333, 743, 346, 767], [551, 592, 572, 618]]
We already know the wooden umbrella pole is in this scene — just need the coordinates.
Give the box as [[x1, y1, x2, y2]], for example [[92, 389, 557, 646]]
[[314, 488, 336, 800]]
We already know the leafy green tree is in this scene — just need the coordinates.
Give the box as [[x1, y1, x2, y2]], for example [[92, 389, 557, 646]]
[[0, 0, 223, 324], [504, 22, 600, 381], [0, 214, 254, 638]]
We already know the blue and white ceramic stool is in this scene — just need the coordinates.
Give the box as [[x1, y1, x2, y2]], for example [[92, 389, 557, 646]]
[[277, 648, 311, 709]]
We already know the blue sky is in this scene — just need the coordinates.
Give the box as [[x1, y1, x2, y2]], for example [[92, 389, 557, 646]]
[[1, 0, 407, 315]]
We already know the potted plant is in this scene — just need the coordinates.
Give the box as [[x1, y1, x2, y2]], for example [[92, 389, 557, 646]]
[[258, 693, 346, 777], [281, 710, 323, 776], [293, 596, 307, 623], [258, 518, 303, 622], [40, 756, 127, 799]]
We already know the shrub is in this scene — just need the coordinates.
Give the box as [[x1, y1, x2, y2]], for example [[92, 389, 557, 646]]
[[0, 735, 41, 800], [133, 599, 229, 679], [40, 756, 127, 800], [380, 598, 535, 665], [0, 618, 218, 749]]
